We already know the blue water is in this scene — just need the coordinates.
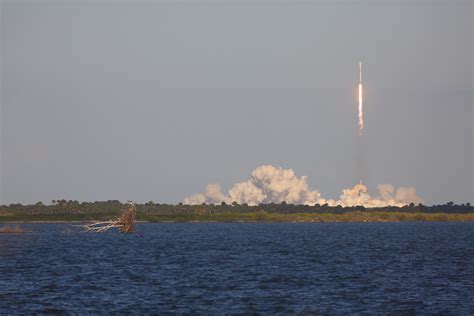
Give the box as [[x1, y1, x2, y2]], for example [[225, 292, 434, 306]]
[[0, 223, 473, 314]]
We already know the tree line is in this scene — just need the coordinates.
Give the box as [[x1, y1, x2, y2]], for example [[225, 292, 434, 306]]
[[1, 200, 473, 217]]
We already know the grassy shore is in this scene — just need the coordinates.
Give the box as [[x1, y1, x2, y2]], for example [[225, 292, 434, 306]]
[[143, 211, 474, 223], [0, 225, 29, 233], [1, 211, 473, 223]]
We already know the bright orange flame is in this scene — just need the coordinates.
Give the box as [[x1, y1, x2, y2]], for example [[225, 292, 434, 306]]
[[358, 83, 363, 135]]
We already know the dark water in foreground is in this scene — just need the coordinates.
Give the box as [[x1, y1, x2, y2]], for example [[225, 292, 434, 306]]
[[0, 223, 473, 314]]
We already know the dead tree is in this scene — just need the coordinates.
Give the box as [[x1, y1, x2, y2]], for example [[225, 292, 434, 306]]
[[83, 202, 136, 233]]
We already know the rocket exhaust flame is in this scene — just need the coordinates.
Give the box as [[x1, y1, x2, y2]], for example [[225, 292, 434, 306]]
[[358, 83, 363, 134], [358, 61, 364, 135]]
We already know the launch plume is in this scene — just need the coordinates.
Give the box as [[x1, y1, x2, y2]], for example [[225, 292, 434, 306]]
[[184, 64, 423, 207], [183, 165, 423, 207], [358, 61, 364, 135]]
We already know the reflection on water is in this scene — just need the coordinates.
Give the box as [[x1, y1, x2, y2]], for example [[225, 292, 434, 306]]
[[0, 222, 473, 314]]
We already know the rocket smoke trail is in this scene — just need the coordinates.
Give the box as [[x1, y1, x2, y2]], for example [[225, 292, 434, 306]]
[[355, 61, 367, 185], [358, 61, 364, 135]]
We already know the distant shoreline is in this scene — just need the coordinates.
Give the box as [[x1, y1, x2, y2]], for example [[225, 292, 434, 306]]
[[1, 212, 473, 224]]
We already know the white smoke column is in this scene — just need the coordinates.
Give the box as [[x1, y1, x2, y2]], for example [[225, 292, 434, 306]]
[[184, 165, 423, 207]]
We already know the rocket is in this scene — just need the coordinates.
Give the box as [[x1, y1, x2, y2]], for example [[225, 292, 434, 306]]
[[357, 61, 364, 135]]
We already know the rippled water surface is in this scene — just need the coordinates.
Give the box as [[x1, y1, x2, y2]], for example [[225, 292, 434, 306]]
[[1, 222, 473, 314]]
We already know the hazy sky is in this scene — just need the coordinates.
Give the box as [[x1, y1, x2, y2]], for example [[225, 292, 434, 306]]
[[1, 0, 472, 205]]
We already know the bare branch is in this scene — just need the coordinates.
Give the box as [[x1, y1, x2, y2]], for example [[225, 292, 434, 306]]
[[82, 202, 136, 233]]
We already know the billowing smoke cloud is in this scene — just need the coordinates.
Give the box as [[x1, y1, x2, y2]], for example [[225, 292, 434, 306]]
[[326, 183, 423, 207], [183, 165, 423, 207], [184, 184, 226, 206], [184, 165, 321, 205]]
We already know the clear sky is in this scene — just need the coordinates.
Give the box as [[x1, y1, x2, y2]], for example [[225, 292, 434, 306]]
[[1, 0, 472, 205]]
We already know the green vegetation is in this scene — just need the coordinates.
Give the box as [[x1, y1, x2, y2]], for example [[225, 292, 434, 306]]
[[140, 211, 474, 223], [0, 200, 473, 223]]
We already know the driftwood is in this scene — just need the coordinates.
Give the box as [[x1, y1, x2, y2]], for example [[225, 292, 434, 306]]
[[83, 202, 136, 233]]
